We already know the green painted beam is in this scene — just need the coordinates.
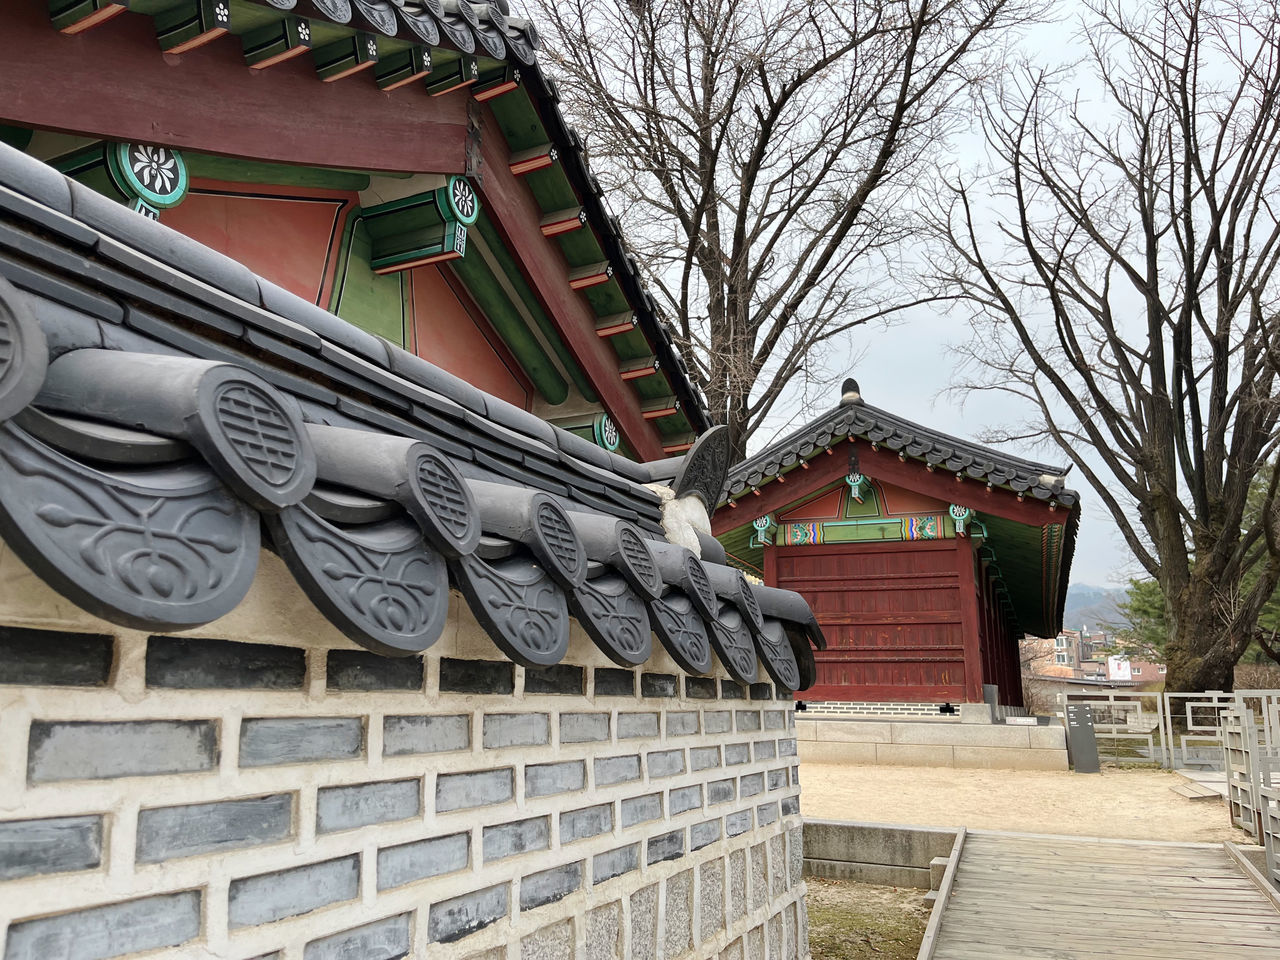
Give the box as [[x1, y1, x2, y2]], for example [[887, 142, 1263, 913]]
[[472, 211, 598, 403], [448, 248, 569, 405], [185, 153, 370, 191]]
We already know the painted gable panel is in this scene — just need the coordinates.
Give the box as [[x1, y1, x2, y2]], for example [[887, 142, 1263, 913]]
[[409, 265, 530, 410], [161, 187, 352, 305]]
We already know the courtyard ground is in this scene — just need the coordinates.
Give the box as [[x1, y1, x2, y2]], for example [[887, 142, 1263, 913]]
[[805, 878, 930, 960], [799, 763, 1247, 843]]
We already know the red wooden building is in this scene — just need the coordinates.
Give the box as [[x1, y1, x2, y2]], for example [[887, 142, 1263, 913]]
[[713, 381, 1080, 709], [0, 0, 710, 463]]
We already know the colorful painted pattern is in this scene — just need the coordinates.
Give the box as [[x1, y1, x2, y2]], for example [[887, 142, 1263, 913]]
[[788, 522, 821, 545], [906, 515, 942, 540]]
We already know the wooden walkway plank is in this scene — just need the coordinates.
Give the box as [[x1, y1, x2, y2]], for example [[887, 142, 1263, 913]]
[[922, 831, 1280, 960]]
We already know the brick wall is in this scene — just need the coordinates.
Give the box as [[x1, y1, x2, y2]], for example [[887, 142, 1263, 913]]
[[0, 550, 807, 960]]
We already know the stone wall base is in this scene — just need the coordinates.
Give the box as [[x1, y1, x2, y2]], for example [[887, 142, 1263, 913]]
[[795, 718, 1068, 771]]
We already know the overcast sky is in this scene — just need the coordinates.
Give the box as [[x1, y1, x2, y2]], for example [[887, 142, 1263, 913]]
[[739, 2, 1138, 591]]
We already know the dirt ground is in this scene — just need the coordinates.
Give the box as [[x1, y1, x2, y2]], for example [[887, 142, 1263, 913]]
[[806, 878, 931, 960], [800, 763, 1249, 843]]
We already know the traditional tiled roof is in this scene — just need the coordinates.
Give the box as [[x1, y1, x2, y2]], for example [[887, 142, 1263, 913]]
[[723, 385, 1079, 507], [0, 143, 818, 690]]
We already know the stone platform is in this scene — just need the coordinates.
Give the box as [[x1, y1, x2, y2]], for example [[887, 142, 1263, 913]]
[[795, 717, 1068, 770]]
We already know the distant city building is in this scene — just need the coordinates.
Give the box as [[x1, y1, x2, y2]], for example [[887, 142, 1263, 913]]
[[1022, 624, 1165, 692]]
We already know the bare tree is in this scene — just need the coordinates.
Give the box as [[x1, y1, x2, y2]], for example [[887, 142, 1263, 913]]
[[530, 0, 1042, 459], [929, 0, 1280, 691]]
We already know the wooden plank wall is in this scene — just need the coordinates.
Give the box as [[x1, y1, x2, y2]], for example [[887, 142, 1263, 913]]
[[775, 539, 978, 702]]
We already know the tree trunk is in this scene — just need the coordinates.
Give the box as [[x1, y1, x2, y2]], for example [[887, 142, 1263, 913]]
[[1162, 579, 1238, 693]]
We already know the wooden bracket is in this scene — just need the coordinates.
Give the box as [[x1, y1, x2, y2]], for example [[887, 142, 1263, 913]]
[[509, 144, 557, 176], [243, 16, 312, 70], [375, 46, 431, 92], [568, 261, 613, 290], [540, 207, 587, 238], [595, 312, 637, 337]]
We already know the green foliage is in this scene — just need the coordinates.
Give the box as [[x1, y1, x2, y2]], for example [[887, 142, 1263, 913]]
[[1113, 579, 1168, 658]]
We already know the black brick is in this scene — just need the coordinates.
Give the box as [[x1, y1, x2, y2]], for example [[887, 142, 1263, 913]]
[[327, 650, 422, 691], [428, 883, 509, 942], [521, 861, 583, 911], [594, 668, 635, 697], [667, 712, 699, 736], [594, 755, 642, 787], [317, 779, 420, 833], [617, 712, 660, 739], [28, 720, 217, 783], [726, 810, 753, 836], [3, 891, 201, 960], [147, 636, 304, 690], [781, 795, 800, 816], [229, 855, 359, 928], [239, 718, 363, 767], [740, 773, 765, 798], [647, 749, 685, 778], [703, 711, 732, 734], [669, 785, 703, 815], [593, 844, 639, 884], [646, 830, 684, 865], [525, 760, 585, 798], [0, 815, 102, 880], [725, 743, 751, 765], [377, 833, 469, 889], [768, 769, 788, 791], [640, 673, 677, 698], [483, 713, 550, 749], [690, 818, 722, 850], [684, 676, 717, 699], [383, 715, 470, 756], [749, 682, 774, 701], [560, 712, 610, 743], [440, 658, 513, 695], [708, 778, 736, 805], [304, 914, 410, 960], [0, 626, 112, 687], [483, 816, 549, 862], [757, 802, 779, 826], [621, 793, 662, 827], [437, 768, 514, 813], [138, 795, 292, 863], [525, 664, 584, 696], [735, 710, 762, 732], [720, 679, 745, 700], [561, 804, 613, 843], [690, 746, 722, 771], [754, 740, 778, 761]]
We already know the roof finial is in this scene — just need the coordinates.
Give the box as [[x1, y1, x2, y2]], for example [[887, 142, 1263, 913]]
[[840, 377, 862, 405]]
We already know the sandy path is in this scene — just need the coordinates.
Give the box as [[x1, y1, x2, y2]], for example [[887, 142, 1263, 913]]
[[799, 764, 1249, 843]]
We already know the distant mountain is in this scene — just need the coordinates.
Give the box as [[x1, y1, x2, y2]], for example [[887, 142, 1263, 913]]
[[1062, 584, 1129, 633]]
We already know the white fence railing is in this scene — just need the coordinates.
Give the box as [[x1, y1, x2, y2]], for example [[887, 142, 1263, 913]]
[[1051, 688, 1280, 771]]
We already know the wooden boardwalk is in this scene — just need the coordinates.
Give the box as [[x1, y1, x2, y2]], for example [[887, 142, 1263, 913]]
[[926, 831, 1280, 959]]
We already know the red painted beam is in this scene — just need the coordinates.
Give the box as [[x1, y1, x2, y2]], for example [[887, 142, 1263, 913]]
[[713, 435, 1065, 534], [955, 536, 985, 703], [0, 2, 470, 174], [476, 109, 665, 461]]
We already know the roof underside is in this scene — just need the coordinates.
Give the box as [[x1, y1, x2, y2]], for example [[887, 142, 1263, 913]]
[[20, 0, 712, 443]]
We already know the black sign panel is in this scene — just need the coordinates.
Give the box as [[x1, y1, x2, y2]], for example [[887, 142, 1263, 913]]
[[1065, 704, 1101, 774]]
